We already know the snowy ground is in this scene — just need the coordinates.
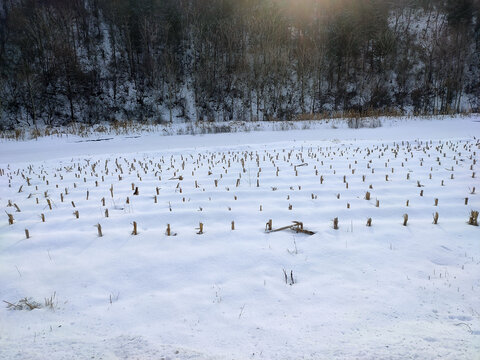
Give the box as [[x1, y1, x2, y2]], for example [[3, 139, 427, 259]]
[[0, 116, 479, 359]]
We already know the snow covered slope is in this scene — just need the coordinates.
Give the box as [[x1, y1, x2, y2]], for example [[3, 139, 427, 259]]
[[0, 116, 479, 359]]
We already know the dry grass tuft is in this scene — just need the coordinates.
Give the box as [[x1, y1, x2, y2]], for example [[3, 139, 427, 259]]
[[3, 298, 42, 311], [44, 292, 57, 310]]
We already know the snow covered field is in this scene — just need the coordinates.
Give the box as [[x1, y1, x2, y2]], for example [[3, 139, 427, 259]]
[[0, 116, 479, 359]]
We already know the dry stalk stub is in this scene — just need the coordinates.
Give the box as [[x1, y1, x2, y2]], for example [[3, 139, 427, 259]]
[[6, 213, 14, 225], [96, 224, 103, 237], [333, 217, 339, 230], [197, 222, 204, 235], [468, 211, 479, 226], [266, 219, 273, 231]]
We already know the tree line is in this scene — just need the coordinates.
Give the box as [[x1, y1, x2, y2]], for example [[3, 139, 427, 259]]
[[0, 0, 479, 128]]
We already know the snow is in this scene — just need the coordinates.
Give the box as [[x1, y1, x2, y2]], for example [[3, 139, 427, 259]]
[[0, 115, 479, 359]]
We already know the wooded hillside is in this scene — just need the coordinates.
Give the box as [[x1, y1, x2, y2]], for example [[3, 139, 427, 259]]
[[0, 0, 478, 128]]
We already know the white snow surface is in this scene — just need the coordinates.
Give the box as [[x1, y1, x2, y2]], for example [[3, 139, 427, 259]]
[[0, 116, 479, 359]]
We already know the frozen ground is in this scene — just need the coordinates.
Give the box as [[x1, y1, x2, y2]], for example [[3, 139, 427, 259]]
[[0, 115, 479, 359]]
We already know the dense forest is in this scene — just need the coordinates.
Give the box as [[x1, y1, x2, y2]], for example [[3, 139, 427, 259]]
[[0, 0, 479, 128]]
